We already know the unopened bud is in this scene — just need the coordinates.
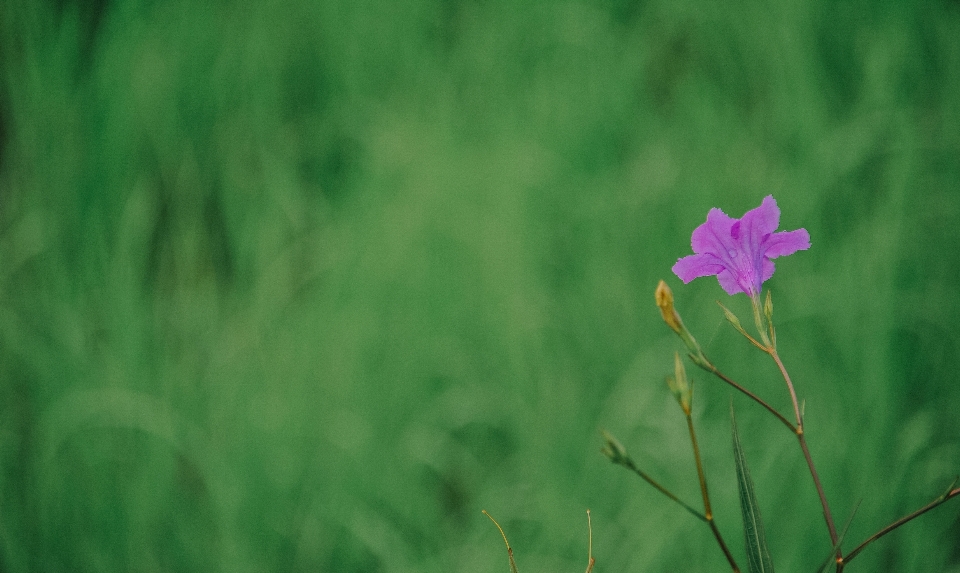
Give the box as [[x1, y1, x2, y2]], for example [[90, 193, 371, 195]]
[[657, 280, 711, 371], [655, 280, 684, 334], [666, 352, 693, 414], [600, 430, 631, 466], [719, 302, 748, 337]]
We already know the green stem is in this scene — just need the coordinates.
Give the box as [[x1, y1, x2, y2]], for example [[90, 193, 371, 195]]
[[686, 413, 741, 573], [618, 459, 706, 522]]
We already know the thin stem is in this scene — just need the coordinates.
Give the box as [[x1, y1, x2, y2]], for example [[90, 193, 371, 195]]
[[734, 325, 769, 352], [769, 350, 803, 429], [798, 428, 840, 548], [619, 459, 706, 522], [716, 300, 767, 351], [704, 364, 796, 433], [713, 293, 840, 566], [708, 519, 739, 573], [686, 415, 713, 516], [686, 412, 741, 573], [767, 347, 840, 567], [585, 509, 595, 573], [841, 485, 960, 567]]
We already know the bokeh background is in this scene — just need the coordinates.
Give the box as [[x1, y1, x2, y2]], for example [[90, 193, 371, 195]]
[[2, 0, 959, 571]]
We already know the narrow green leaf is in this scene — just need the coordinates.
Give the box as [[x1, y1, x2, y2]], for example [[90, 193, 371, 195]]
[[731, 406, 775, 573], [814, 501, 860, 573]]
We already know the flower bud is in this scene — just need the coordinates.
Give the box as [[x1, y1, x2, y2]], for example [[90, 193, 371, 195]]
[[656, 280, 712, 371], [655, 280, 684, 334], [719, 302, 745, 332], [600, 430, 631, 466], [666, 352, 693, 414]]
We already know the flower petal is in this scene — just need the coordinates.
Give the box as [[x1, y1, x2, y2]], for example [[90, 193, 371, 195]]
[[761, 258, 775, 283], [737, 195, 780, 240], [673, 253, 725, 283], [734, 195, 780, 264], [716, 269, 745, 295], [691, 208, 736, 255], [763, 229, 810, 258], [673, 196, 808, 296]]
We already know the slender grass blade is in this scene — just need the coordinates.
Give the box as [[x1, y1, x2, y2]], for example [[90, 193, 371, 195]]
[[732, 406, 775, 573]]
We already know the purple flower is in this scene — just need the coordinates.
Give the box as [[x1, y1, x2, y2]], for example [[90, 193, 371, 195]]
[[672, 196, 810, 296]]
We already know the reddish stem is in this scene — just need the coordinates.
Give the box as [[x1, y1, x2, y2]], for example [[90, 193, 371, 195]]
[[840, 485, 960, 568]]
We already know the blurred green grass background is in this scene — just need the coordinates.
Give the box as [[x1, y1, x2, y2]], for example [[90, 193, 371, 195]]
[[2, 0, 960, 571]]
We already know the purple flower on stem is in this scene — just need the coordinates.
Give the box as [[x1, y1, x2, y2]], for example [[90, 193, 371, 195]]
[[672, 195, 810, 297]]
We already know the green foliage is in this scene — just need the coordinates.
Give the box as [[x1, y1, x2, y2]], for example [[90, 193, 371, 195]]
[[1, 0, 959, 572], [731, 407, 774, 573]]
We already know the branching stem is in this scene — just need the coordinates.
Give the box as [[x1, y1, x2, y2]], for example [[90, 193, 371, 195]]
[[703, 364, 796, 433], [752, 294, 840, 570], [768, 347, 840, 556], [618, 459, 706, 522], [840, 484, 960, 569]]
